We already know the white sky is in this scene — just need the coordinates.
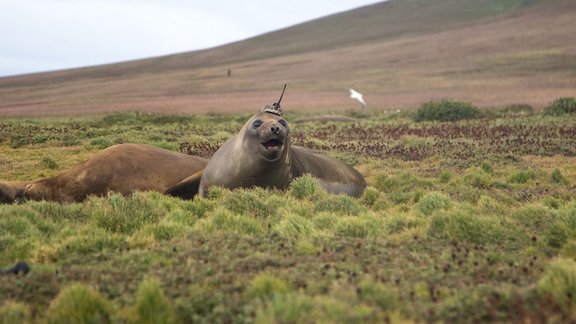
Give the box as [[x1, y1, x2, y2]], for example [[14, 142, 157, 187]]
[[0, 0, 381, 77]]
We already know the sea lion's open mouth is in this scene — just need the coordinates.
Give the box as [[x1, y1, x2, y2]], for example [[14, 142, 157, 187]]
[[261, 139, 283, 151]]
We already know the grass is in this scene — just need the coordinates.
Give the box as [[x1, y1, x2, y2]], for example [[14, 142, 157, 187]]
[[1, 109, 576, 322]]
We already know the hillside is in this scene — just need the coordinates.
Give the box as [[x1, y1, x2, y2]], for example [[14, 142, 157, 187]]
[[0, 0, 575, 116]]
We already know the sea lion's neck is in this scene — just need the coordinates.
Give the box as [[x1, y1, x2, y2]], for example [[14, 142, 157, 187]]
[[242, 151, 292, 188], [235, 133, 292, 188]]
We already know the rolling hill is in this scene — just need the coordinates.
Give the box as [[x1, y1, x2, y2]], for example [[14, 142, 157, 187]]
[[0, 0, 575, 116]]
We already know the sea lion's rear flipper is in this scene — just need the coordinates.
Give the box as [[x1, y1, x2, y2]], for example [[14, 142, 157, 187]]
[[0, 181, 28, 204], [164, 170, 204, 200], [290, 147, 366, 197]]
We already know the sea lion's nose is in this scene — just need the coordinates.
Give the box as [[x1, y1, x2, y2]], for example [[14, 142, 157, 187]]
[[271, 126, 280, 134]]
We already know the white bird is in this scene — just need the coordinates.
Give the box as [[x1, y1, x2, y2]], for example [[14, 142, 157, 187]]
[[349, 88, 367, 109]]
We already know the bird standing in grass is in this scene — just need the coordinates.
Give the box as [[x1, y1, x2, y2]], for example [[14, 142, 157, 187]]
[[349, 88, 367, 109]]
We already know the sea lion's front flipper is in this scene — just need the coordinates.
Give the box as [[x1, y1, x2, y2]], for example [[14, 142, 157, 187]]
[[164, 169, 204, 200]]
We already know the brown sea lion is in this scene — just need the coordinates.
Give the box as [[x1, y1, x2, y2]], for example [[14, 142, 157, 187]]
[[167, 85, 366, 198], [0, 144, 207, 203]]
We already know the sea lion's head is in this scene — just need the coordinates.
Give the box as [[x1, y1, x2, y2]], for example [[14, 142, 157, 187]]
[[244, 111, 290, 161], [241, 83, 290, 161]]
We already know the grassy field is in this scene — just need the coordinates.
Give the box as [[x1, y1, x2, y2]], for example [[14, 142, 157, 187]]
[[1, 105, 576, 323]]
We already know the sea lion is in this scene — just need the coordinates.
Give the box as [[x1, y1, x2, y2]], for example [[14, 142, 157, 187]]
[[167, 85, 366, 198], [0, 144, 207, 203]]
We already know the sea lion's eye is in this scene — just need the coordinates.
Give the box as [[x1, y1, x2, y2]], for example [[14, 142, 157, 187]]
[[278, 119, 288, 127], [253, 120, 263, 128]]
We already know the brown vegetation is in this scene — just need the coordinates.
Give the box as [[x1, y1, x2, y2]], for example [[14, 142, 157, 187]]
[[0, 0, 575, 116]]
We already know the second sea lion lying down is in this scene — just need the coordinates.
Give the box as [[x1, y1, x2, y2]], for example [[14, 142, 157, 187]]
[[0, 144, 208, 203]]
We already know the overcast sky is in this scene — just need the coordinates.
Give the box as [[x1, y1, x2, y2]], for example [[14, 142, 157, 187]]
[[0, 0, 382, 77]]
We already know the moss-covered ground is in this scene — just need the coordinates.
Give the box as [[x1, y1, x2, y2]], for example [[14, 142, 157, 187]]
[[1, 110, 575, 323]]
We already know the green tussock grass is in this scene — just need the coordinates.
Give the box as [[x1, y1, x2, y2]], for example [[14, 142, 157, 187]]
[[414, 100, 482, 122], [543, 97, 576, 116], [0, 301, 31, 324], [125, 277, 176, 324], [45, 283, 116, 324], [1, 109, 576, 322]]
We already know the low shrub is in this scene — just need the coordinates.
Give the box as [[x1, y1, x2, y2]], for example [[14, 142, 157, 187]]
[[91, 193, 163, 235], [315, 195, 365, 215], [0, 215, 38, 260], [544, 223, 572, 249], [59, 227, 124, 257], [176, 284, 225, 323], [28, 201, 87, 222], [375, 172, 433, 193], [203, 208, 265, 235], [89, 137, 114, 149], [481, 161, 494, 174], [543, 203, 576, 249], [254, 293, 313, 324], [417, 192, 452, 216], [508, 170, 536, 184], [477, 195, 505, 215], [312, 213, 339, 231], [310, 296, 377, 323], [273, 213, 314, 239], [129, 277, 175, 324], [181, 199, 214, 218], [463, 168, 491, 189], [290, 175, 323, 200], [144, 221, 185, 241], [559, 240, 576, 260], [543, 97, 576, 116], [0, 235, 34, 261], [247, 274, 290, 300], [383, 214, 410, 235], [0, 301, 31, 324], [335, 217, 371, 238], [428, 210, 523, 246], [360, 187, 381, 206], [557, 203, 576, 230], [511, 205, 555, 230], [31, 134, 49, 144], [414, 100, 482, 122], [551, 169, 568, 185], [45, 283, 115, 324], [357, 280, 397, 310], [439, 171, 452, 183], [203, 186, 226, 200], [61, 135, 81, 146], [537, 258, 576, 311], [225, 190, 277, 219], [41, 157, 58, 169], [10, 135, 30, 148]]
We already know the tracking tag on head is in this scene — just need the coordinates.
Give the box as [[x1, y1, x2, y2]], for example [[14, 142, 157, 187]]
[[262, 83, 287, 116]]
